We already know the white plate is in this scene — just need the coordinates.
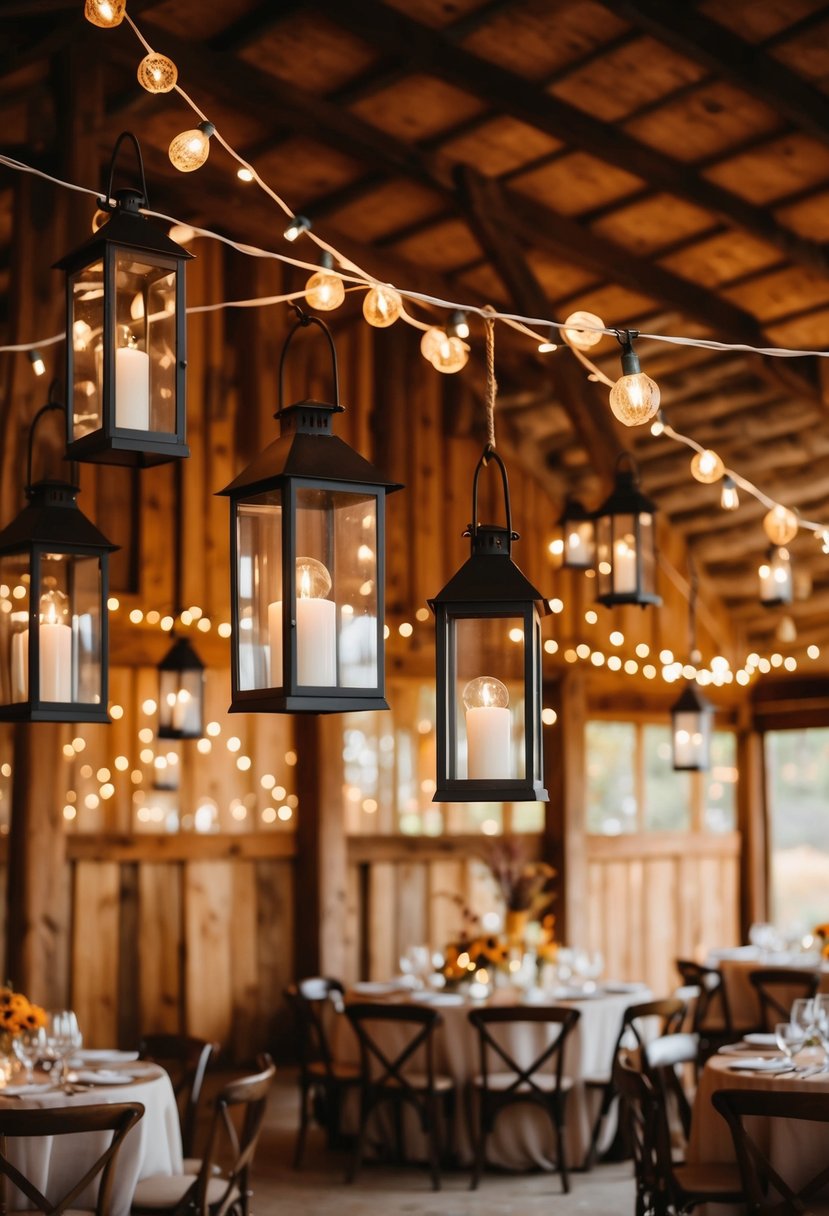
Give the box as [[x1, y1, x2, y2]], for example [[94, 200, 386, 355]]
[[352, 981, 406, 996], [72, 1050, 140, 1066], [413, 992, 465, 1006], [743, 1033, 779, 1048], [726, 1056, 793, 1072], [1, 1082, 54, 1097], [602, 982, 649, 994], [718, 1043, 758, 1056], [74, 1069, 134, 1085]]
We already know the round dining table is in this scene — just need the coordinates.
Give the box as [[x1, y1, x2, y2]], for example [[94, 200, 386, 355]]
[[706, 948, 829, 1031], [334, 981, 651, 1171], [0, 1055, 182, 1216], [687, 1048, 829, 1215]]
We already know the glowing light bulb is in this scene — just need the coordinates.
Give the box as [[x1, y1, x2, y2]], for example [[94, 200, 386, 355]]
[[305, 253, 345, 311], [537, 327, 557, 354], [463, 676, 509, 711], [430, 333, 468, 374], [363, 285, 401, 327], [763, 504, 798, 545], [296, 556, 331, 600], [28, 350, 46, 377], [690, 449, 724, 484], [562, 311, 604, 350], [420, 327, 445, 362], [169, 122, 214, 173], [236, 167, 254, 182], [137, 53, 177, 93], [84, 0, 126, 26], [720, 477, 739, 511], [283, 215, 310, 242], [609, 332, 659, 426], [650, 411, 665, 436], [448, 310, 470, 340]]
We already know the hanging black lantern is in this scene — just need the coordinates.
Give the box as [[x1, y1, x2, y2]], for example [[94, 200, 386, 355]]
[[157, 635, 205, 738], [594, 453, 661, 607], [0, 400, 116, 722], [759, 546, 793, 607], [429, 447, 549, 803], [218, 311, 402, 713], [558, 498, 595, 570], [55, 131, 193, 466], [671, 682, 714, 771]]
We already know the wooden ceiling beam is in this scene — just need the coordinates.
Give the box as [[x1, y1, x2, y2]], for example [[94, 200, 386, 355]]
[[312, 0, 829, 277], [598, 0, 829, 154]]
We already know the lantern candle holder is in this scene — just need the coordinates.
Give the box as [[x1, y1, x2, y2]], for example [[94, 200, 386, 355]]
[[429, 446, 549, 803], [759, 546, 793, 607], [671, 682, 714, 771], [594, 453, 661, 607], [557, 498, 595, 570]]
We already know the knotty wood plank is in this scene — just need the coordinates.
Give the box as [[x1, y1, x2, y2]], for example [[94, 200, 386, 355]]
[[72, 860, 120, 1047], [184, 861, 234, 1046], [255, 859, 295, 1056], [138, 863, 182, 1036], [230, 861, 259, 1062], [368, 862, 396, 980]]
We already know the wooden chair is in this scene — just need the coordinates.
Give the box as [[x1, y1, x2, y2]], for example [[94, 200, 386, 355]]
[[676, 958, 734, 1059], [583, 995, 686, 1169], [615, 1053, 743, 1215], [138, 1033, 216, 1161], [748, 967, 820, 1031], [0, 1102, 144, 1215], [467, 1005, 580, 1193], [643, 1031, 699, 1140], [345, 1002, 454, 1191], [284, 977, 359, 1168], [131, 1055, 275, 1216], [713, 1087, 829, 1214]]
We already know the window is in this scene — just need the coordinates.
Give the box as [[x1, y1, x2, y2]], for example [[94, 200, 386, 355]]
[[766, 728, 829, 931], [586, 718, 737, 835]]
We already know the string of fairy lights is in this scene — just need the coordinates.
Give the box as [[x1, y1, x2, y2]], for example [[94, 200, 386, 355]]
[[0, 0, 825, 731]]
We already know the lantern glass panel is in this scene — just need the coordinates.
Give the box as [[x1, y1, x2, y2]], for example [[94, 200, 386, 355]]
[[452, 615, 526, 782], [115, 252, 176, 433], [563, 520, 594, 569], [0, 554, 30, 704], [42, 553, 102, 704], [673, 709, 712, 770], [236, 493, 283, 691], [295, 486, 380, 690], [71, 260, 104, 441], [159, 668, 202, 734]]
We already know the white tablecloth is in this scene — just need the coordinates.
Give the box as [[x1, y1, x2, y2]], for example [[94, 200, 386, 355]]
[[714, 956, 829, 1030], [335, 985, 650, 1170], [0, 1062, 182, 1216]]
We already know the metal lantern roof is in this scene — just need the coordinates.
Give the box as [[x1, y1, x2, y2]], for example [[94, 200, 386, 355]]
[[0, 480, 117, 554]]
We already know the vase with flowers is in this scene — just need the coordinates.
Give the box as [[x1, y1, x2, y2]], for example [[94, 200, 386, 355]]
[[482, 837, 557, 948], [0, 984, 47, 1083]]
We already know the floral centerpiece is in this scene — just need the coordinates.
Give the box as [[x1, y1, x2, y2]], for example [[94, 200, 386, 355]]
[[813, 924, 829, 959], [0, 984, 47, 1052], [482, 837, 557, 947]]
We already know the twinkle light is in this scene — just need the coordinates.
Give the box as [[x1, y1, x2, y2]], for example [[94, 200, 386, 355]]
[[541, 708, 558, 725], [283, 215, 311, 242], [537, 326, 557, 354], [690, 449, 724, 484], [584, 610, 598, 624], [650, 411, 665, 437], [607, 655, 622, 671], [84, 0, 126, 27], [720, 477, 739, 511], [305, 252, 345, 312], [808, 645, 820, 660], [196, 738, 211, 754], [610, 631, 624, 647], [206, 721, 221, 737], [363, 285, 401, 328], [448, 311, 470, 340], [609, 331, 660, 427], [398, 622, 413, 638], [764, 504, 798, 546], [236, 167, 254, 183], [142, 699, 157, 715], [430, 333, 469, 373], [169, 122, 215, 173], [420, 327, 445, 362], [28, 350, 46, 377], [543, 639, 558, 654], [137, 52, 177, 93], [218, 622, 232, 638], [562, 311, 604, 350]]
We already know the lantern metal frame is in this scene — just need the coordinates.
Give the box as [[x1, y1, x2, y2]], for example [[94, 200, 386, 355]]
[[218, 310, 402, 714], [157, 634, 205, 739], [760, 545, 793, 608], [55, 131, 193, 467], [558, 498, 595, 570], [594, 452, 661, 607], [0, 398, 116, 722], [429, 446, 549, 804]]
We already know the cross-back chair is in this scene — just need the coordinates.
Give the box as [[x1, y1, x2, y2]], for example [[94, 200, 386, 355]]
[[138, 1033, 216, 1161], [284, 977, 359, 1167], [713, 1087, 829, 1215], [0, 1102, 144, 1215], [747, 968, 820, 1032], [131, 1055, 275, 1216], [467, 1004, 580, 1192], [676, 959, 734, 1059], [345, 1002, 454, 1191], [584, 994, 687, 1169]]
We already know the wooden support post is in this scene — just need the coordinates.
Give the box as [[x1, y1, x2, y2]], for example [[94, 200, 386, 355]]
[[736, 709, 768, 936], [543, 670, 588, 946]]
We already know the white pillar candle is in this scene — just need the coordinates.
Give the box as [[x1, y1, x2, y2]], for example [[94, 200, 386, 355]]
[[466, 705, 511, 779], [172, 689, 198, 734], [268, 597, 337, 687], [613, 537, 637, 593], [11, 629, 28, 702], [115, 345, 150, 430], [39, 620, 72, 700]]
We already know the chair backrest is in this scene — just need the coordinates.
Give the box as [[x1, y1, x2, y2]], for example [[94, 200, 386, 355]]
[[468, 1005, 580, 1100], [191, 1055, 276, 1216], [285, 977, 344, 1080], [0, 1102, 144, 1215], [713, 1087, 829, 1213], [622, 996, 686, 1051], [613, 1053, 662, 1210], [138, 1032, 215, 1157], [643, 1032, 698, 1140], [747, 967, 820, 1030], [345, 1002, 442, 1103], [676, 958, 733, 1034]]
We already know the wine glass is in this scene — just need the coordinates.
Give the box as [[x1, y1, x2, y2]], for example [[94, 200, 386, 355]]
[[775, 1020, 806, 1064], [814, 995, 829, 1067], [791, 998, 816, 1044], [47, 1010, 82, 1086], [12, 1026, 47, 1084]]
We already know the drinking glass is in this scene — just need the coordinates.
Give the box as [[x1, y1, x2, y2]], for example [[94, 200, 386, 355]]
[[46, 1010, 82, 1085], [775, 1020, 806, 1063], [12, 1026, 47, 1083], [814, 995, 829, 1065], [791, 998, 816, 1043]]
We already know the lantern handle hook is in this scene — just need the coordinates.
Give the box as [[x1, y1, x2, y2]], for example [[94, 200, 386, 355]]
[[278, 307, 340, 411], [614, 450, 639, 479], [26, 392, 78, 493], [470, 444, 517, 542], [100, 131, 149, 211]]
